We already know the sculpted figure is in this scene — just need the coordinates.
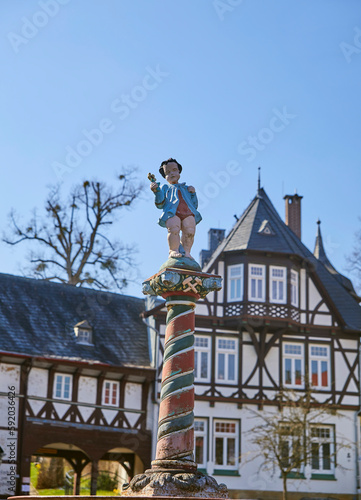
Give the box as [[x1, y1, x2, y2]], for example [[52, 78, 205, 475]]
[[149, 158, 202, 259]]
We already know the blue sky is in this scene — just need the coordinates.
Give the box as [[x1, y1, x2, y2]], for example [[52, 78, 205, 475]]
[[0, 0, 360, 298]]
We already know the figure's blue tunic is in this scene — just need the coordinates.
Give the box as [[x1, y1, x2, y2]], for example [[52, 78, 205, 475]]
[[154, 182, 202, 228]]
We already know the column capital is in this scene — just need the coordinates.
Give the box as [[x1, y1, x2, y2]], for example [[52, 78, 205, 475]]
[[142, 267, 222, 299]]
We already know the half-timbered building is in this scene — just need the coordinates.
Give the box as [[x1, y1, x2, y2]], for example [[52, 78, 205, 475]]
[[147, 185, 361, 500], [0, 275, 155, 497]]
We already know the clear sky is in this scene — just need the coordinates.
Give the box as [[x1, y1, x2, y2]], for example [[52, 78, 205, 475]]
[[0, 0, 360, 298]]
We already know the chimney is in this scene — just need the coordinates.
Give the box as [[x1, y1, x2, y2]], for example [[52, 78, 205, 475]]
[[199, 228, 225, 268], [284, 193, 303, 239]]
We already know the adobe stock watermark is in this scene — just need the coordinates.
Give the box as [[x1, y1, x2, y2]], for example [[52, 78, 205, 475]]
[[7, 0, 71, 54], [196, 105, 296, 210], [197, 160, 242, 210], [213, 0, 243, 21], [339, 26, 361, 63], [237, 106, 297, 162], [52, 65, 169, 180]]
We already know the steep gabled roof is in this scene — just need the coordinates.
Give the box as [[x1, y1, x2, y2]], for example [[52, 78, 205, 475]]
[[0, 274, 151, 368], [313, 219, 357, 298], [204, 187, 361, 331]]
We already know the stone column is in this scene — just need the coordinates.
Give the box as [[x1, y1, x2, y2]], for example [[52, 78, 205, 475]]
[[122, 264, 228, 498]]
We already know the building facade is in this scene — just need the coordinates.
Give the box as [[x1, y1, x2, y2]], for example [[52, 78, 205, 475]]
[[0, 276, 155, 497], [148, 186, 361, 499]]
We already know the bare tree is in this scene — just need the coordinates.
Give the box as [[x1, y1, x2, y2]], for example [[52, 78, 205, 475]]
[[244, 388, 350, 500], [346, 217, 361, 294], [3, 172, 142, 290]]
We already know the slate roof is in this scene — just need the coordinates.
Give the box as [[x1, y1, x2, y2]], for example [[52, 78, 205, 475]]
[[204, 187, 361, 331], [0, 273, 151, 368]]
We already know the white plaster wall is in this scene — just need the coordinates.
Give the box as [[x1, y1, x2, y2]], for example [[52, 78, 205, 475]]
[[78, 376, 97, 421], [124, 382, 142, 427], [195, 384, 211, 396], [318, 303, 330, 312], [27, 367, 48, 415], [308, 278, 322, 310], [242, 344, 257, 382], [0, 364, 20, 392], [313, 314, 332, 326], [27, 367, 47, 397], [196, 304, 209, 316], [264, 343, 279, 386], [53, 402, 70, 419]]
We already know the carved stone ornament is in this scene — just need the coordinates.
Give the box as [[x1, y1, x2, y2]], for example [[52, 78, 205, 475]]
[[122, 469, 228, 498], [142, 267, 222, 299]]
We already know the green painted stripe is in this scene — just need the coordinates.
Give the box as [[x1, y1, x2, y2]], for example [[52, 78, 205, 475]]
[[166, 304, 192, 323], [160, 373, 194, 400], [164, 335, 194, 361], [166, 295, 197, 303], [157, 412, 194, 439]]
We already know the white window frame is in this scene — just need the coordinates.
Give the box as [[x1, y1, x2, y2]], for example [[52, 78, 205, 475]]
[[248, 264, 266, 302], [214, 419, 239, 471], [290, 270, 299, 307], [270, 266, 287, 304], [102, 380, 120, 407], [194, 418, 207, 468], [279, 424, 303, 474], [54, 373, 72, 401], [309, 345, 331, 390], [215, 337, 238, 384], [227, 264, 244, 302], [310, 426, 335, 475], [76, 328, 92, 344], [283, 343, 304, 388], [194, 335, 211, 383]]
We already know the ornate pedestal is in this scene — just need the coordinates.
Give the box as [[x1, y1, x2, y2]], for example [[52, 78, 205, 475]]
[[122, 261, 227, 498]]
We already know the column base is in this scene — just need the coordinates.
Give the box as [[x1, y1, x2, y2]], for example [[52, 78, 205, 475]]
[[122, 469, 228, 498]]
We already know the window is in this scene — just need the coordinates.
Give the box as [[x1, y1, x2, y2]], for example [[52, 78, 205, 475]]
[[309, 345, 330, 389], [102, 380, 119, 406], [311, 426, 334, 475], [194, 336, 211, 383], [291, 270, 299, 307], [270, 266, 287, 303], [54, 373, 72, 400], [74, 320, 93, 345], [77, 329, 92, 344], [248, 264, 265, 302], [283, 343, 304, 387], [227, 264, 243, 302], [214, 420, 238, 470], [216, 338, 237, 384], [194, 419, 207, 468], [279, 425, 303, 471]]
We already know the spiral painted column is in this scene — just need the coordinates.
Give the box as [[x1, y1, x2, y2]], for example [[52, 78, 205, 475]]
[[142, 267, 222, 473], [153, 293, 197, 470]]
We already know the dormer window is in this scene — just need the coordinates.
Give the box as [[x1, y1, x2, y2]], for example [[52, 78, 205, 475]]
[[74, 320, 93, 345]]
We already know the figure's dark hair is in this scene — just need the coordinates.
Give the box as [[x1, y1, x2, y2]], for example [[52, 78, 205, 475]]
[[159, 158, 182, 178]]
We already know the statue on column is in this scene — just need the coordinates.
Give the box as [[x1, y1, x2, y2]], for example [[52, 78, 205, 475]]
[[149, 158, 201, 261], [123, 157, 226, 499]]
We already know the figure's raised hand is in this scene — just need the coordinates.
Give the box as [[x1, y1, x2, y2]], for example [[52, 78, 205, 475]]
[[188, 186, 195, 193], [150, 182, 159, 193]]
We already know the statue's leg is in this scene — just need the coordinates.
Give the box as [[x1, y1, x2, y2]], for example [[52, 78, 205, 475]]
[[166, 216, 182, 258], [180, 216, 196, 258]]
